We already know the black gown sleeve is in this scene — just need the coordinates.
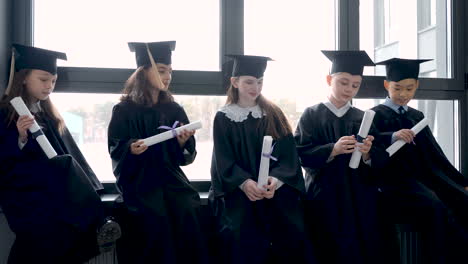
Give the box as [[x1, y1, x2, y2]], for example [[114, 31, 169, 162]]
[[269, 134, 306, 193], [107, 104, 139, 183], [174, 105, 197, 166], [60, 127, 103, 190], [211, 112, 253, 195], [294, 108, 334, 169], [0, 113, 23, 180]]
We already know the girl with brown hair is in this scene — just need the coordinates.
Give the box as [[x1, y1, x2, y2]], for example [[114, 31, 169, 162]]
[[0, 44, 120, 264], [210, 55, 316, 264], [107, 41, 208, 264]]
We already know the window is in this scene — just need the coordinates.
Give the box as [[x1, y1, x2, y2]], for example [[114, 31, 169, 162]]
[[50, 93, 225, 182], [352, 98, 460, 170], [34, 0, 220, 70], [244, 0, 336, 123], [360, 0, 451, 78]]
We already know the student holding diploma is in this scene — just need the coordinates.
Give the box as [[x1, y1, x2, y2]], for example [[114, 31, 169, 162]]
[[0, 44, 120, 264], [210, 55, 315, 264], [295, 51, 388, 264], [371, 58, 468, 264], [107, 41, 207, 264]]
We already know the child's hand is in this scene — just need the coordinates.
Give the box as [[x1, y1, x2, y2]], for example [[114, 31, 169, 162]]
[[177, 129, 195, 148], [359, 135, 374, 161], [331, 135, 357, 157], [394, 129, 415, 143], [464, 186, 468, 192], [263, 177, 278, 199], [242, 179, 265, 201], [130, 140, 148, 155], [16, 115, 35, 142]]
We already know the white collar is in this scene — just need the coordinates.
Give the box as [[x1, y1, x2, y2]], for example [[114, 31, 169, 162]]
[[323, 99, 352, 118], [219, 104, 265, 122], [30, 101, 42, 114]]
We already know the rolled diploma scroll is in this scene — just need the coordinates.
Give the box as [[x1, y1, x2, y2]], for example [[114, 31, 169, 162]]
[[349, 110, 376, 169], [257, 136, 273, 190], [10, 97, 57, 159], [386, 117, 429, 157], [142, 121, 202, 147]]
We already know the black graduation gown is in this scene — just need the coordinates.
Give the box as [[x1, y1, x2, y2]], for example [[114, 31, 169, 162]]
[[0, 107, 105, 263], [294, 103, 386, 264], [210, 108, 315, 264], [107, 100, 208, 264], [371, 104, 468, 264]]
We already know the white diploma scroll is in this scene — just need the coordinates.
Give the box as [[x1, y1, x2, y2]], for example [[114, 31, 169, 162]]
[[386, 117, 429, 157], [10, 97, 57, 159], [349, 110, 376, 169], [142, 121, 202, 147], [257, 136, 274, 190]]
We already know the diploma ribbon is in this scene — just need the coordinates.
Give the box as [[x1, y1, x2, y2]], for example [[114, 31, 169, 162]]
[[158, 121, 179, 138], [31, 129, 44, 139], [262, 143, 278, 161]]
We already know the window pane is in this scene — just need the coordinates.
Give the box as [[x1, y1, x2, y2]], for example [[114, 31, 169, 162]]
[[360, 0, 451, 78], [352, 99, 460, 170], [50, 93, 224, 182], [34, 0, 220, 70], [245, 0, 336, 122]]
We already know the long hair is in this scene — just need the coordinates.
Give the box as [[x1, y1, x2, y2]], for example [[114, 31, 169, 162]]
[[121, 66, 174, 106], [0, 69, 65, 133], [226, 79, 292, 139]]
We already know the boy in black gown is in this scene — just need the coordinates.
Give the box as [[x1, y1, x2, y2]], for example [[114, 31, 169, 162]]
[[371, 58, 468, 264], [295, 51, 388, 264]]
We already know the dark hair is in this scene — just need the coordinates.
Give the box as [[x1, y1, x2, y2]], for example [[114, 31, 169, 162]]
[[226, 78, 292, 139], [0, 69, 65, 133], [120, 66, 174, 106]]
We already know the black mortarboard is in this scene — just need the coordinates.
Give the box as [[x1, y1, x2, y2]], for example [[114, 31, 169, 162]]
[[376, 58, 432, 82], [225, 55, 273, 79], [12, 44, 67, 75], [322, 50, 375, 76], [128, 41, 176, 67], [6, 44, 67, 95]]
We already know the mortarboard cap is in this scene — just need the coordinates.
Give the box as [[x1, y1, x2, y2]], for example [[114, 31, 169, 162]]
[[322, 50, 375, 76], [128, 41, 176, 67], [225, 55, 273, 79], [376, 58, 432, 82]]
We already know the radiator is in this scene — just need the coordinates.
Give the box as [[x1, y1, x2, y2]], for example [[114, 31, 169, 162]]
[[84, 249, 118, 264], [398, 230, 421, 264]]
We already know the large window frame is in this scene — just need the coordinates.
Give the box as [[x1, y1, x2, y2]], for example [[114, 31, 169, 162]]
[[8, 0, 467, 191]]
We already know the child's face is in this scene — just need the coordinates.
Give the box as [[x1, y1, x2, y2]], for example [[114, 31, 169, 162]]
[[146, 63, 172, 91], [327, 72, 362, 105], [24, 69, 57, 102], [384, 78, 419, 106], [231, 75, 263, 105]]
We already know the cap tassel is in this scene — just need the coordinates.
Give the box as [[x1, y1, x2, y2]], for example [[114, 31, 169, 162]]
[[145, 44, 165, 91], [5, 48, 15, 95]]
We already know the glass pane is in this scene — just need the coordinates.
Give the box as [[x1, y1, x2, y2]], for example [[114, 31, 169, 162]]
[[50, 93, 225, 182], [352, 98, 460, 170], [34, 0, 219, 70], [245, 0, 336, 124], [360, 0, 451, 78]]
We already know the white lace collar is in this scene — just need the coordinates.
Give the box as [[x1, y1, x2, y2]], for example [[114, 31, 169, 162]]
[[219, 104, 265, 122], [323, 99, 352, 118], [30, 101, 42, 114]]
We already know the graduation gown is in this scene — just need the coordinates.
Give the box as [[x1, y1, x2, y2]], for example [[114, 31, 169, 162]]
[[294, 103, 386, 264], [107, 100, 207, 264], [210, 104, 315, 264], [0, 106, 105, 263], [371, 104, 468, 264]]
